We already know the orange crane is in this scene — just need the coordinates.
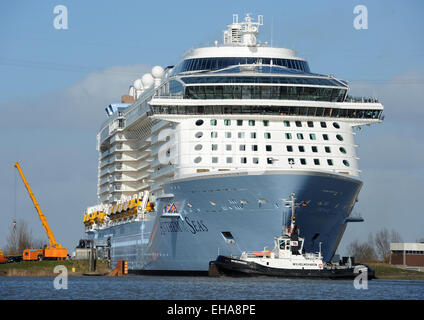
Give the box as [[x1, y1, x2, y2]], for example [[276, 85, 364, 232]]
[[14, 162, 68, 261]]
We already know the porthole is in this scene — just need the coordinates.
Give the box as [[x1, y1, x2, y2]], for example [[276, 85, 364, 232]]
[[195, 119, 204, 126], [194, 144, 202, 151], [194, 157, 202, 164], [333, 122, 340, 129], [195, 132, 203, 138], [343, 160, 350, 167], [339, 147, 347, 154], [336, 134, 343, 141]]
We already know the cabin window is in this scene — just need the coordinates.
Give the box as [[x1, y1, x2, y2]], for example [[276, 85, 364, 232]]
[[195, 119, 204, 126]]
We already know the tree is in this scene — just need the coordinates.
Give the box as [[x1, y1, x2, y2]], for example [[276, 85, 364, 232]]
[[346, 238, 377, 263], [374, 228, 403, 263], [4, 219, 45, 255]]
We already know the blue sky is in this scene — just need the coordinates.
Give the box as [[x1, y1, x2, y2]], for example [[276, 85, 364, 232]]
[[0, 0, 423, 255]]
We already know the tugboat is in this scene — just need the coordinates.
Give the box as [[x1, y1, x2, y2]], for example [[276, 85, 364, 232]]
[[209, 193, 374, 280]]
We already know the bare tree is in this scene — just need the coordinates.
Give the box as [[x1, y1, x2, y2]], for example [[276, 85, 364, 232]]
[[374, 228, 403, 263], [346, 239, 377, 262], [4, 219, 45, 255]]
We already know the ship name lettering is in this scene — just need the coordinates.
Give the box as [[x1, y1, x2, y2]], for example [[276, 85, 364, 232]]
[[184, 218, 208, 234]]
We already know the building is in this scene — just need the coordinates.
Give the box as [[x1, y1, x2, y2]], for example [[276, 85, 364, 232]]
[[390, 243, 424, 267]]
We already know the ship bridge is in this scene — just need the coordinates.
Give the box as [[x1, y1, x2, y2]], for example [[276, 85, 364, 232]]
[[170, 14, 310, 77]]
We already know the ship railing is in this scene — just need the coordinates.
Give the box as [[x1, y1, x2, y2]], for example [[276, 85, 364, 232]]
[[345, 95, 380, 103], [153, 95, 185, 99]]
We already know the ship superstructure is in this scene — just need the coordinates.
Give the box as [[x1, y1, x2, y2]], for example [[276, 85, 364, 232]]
[[84, 14, 383, 273]]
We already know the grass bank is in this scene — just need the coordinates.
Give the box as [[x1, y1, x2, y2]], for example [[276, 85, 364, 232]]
[[0, 260, 111, 276], [365, 262, 424, 280]]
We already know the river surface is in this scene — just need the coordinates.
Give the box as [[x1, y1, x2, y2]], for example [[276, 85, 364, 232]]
[[1, 276, 423, 300]]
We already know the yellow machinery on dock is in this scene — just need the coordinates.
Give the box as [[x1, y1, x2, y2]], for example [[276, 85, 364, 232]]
[[14, 162, 68, 261]]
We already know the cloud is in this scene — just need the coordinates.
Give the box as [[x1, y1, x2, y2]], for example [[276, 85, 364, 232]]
[[0, 64, 152, 130], [0, 64, 152, 250]]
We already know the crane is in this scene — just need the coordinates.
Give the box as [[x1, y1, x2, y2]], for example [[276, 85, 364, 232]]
[[14, 162, 67, 261]]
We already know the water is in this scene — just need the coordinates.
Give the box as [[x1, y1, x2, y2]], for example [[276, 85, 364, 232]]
[[1, 276, 423, 300]]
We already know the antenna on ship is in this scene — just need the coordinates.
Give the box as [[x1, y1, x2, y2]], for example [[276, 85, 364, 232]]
[[223, 13, 263, 46], [280, 192, 309, 236]]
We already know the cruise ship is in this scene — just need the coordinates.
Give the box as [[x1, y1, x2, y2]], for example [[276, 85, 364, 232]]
[[83, 14, 384, 273]]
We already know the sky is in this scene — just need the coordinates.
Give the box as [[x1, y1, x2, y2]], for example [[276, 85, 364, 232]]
[[0, 0, 423, 256]]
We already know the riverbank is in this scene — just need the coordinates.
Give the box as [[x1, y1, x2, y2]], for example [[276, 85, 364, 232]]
[[0, 260, 111, 276], [366, 262, 424, 280], [1, 261, 423, 280]]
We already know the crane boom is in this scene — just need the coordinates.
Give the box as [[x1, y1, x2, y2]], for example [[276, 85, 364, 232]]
[[14, 162, 61, 249]]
